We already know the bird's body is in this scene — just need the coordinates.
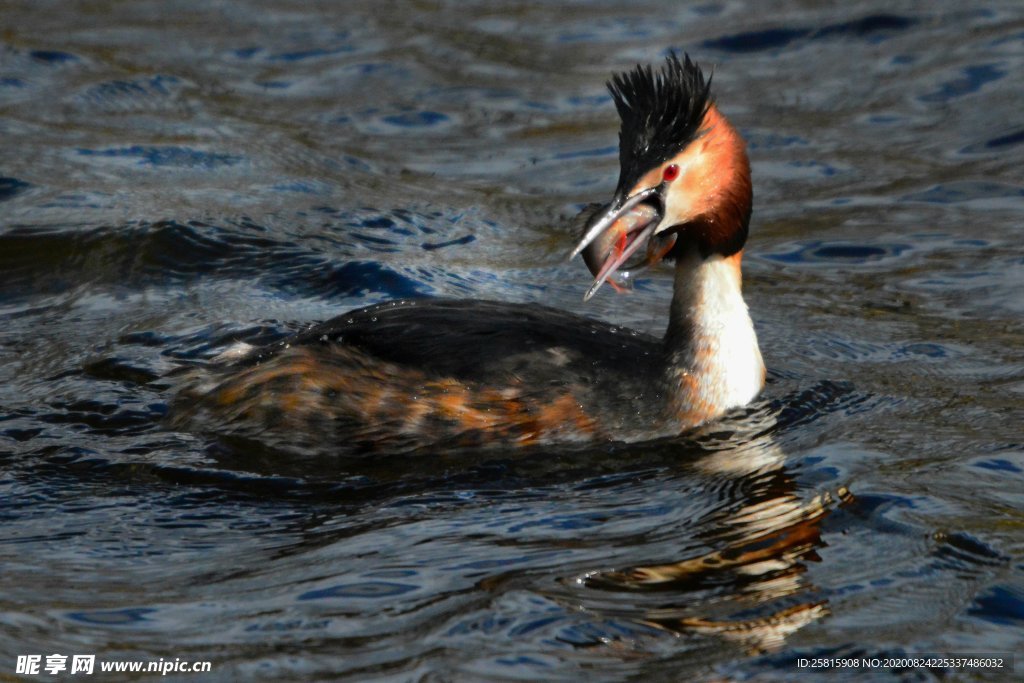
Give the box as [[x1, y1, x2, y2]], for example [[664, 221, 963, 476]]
[[173, 53, 765, 455], [179, 300, 662, 453]]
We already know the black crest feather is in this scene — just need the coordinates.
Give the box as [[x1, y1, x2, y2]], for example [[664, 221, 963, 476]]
[[609, 52, 712, 196]]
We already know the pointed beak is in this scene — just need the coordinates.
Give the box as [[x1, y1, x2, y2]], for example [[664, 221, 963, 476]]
[[569, 186, 677, 301]]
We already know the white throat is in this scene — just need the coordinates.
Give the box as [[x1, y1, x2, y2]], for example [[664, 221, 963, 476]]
[[665, 248, 765, 423]]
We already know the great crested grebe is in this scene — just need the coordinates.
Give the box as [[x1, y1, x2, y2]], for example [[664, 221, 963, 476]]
[[174, 53, 764, 454]]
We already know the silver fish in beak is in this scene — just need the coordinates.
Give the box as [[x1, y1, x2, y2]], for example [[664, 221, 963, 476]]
[[570, 192, 676, 301]]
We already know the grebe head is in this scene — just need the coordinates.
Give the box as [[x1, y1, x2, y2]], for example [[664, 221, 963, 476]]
[[571, 52, 752, 300]]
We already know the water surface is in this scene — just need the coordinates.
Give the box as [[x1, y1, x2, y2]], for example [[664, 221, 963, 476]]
[[2, 1, 1023, 680]]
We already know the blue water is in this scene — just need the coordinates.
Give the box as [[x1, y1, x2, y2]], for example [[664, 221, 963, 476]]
[[2, 1, 1023, 680]]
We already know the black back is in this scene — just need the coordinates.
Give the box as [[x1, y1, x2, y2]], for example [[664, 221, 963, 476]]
[[235, 299, 670, 432], [280, 299, 660, 385]]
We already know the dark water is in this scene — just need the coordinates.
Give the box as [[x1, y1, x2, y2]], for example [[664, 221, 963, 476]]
[[2, 1, 1023, 680]]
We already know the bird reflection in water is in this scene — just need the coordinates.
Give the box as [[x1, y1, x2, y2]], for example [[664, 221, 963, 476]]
[[524, 403, 855, 657]]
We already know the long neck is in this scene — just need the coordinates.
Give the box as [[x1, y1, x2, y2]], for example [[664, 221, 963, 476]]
[[662, 246, 765, 425]]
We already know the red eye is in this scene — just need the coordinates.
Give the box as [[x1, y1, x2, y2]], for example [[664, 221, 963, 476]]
[[662, 164, 680, 182]]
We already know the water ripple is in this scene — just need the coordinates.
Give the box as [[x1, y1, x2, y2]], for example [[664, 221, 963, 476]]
[[703, 14, 916, 53], [75, 146, 244, 169], [1, 2, 1022, 680], [918, 62, 1006, 103], [759, 240, 912, 267], [298, 582, 419, 600], [0, 177, 30, 201]]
